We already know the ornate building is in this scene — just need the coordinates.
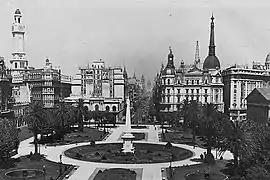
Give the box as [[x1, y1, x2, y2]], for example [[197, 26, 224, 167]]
[[65, 59, 125, 121], [22, 59, 72, 108], [222, 55, 270, 121], [9, 9, 71, 125], [0, 57, 14, 119], [159, 15, 224, 112]]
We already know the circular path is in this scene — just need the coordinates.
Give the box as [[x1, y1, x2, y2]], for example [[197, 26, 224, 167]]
[[15, 125, 233, 180]]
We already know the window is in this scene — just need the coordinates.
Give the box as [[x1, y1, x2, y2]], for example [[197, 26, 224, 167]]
[[167, 89, 170, 94], [186, 89, 189, 94], [15, 62, 17, 69], [177, 89, 180, 94], [167, 79, 170, 85], [167, 96, 170, 103], [191, 89, 194, 94], [191, 80, 194, 85], [186, 80, 189, 85], [234, 89, 237, 93], [197, 80, 200, 84], [205, 89, 208, 94], [197, 96, 199, 101], [234, 85, 237, 88], [177, 96, 180, 103], [205, 96, 207, 103], [196, 89, 199, 94]]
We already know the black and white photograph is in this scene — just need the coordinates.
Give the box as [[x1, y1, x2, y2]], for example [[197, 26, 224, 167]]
[[0, 0, 270, 180]]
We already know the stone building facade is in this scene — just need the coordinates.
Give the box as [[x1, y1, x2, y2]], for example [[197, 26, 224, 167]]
[[159, 15, 224, 112], [222, 56, 270, 121]]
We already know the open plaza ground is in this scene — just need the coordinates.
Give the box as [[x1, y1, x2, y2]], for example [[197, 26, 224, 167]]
[[10, 124, 233, 180]]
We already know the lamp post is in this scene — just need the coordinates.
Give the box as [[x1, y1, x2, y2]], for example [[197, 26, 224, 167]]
[[37, 134, 41, 154], [169, 154, 173, 180], [59, 154, 62, 175], [42, 165, 46, 180]]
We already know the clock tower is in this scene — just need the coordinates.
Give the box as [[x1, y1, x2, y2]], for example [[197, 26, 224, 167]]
[[10, 9, 28, 74]]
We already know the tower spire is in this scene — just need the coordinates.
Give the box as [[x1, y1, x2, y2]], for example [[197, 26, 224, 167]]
[[194, 41, 200, 67], [209, 13, 215, 56]]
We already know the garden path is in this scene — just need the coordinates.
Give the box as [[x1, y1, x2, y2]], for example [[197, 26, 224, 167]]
[[16, 125, 233, 180]]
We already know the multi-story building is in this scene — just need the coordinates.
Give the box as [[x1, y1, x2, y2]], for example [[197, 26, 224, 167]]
[[9, 9, 31, 126], [23, 59, 72, 108], [65, 59, 125, 121], [0, 57, 14, 119], [159, 15, 224, 112], [222, 56, 270, 121], [9, 9, 71, 122], [246, 87, 270, 125]]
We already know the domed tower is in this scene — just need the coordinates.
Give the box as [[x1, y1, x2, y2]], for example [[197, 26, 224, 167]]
[[10, 9, 28, 74], [162, 47, 176, 76], [203, 14, 220, 71], [265, 53, 270, 70]]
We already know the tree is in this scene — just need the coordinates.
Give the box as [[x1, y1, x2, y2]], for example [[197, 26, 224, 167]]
[[187, 100, 200, 144], [53, 101, 73, 140], [0, 118, 19, 162], [218, 120, 259, 174], [200, 103, 220, 165], [75, 98, 87, 132], [180, 99, 190, 138], [25, 101, 48, 154]]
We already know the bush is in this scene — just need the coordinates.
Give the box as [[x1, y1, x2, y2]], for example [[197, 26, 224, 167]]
[[95, 152, 100, 156], [101, 155, 107, 160], [90, 140, 95, 147], [75, 153, 82, 159], [157, 153, 161, 156], [107, 149, 111, 153]]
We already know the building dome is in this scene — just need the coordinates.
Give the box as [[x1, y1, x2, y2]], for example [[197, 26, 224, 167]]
[[162, 68, 175, 75], [15, 9, 21, 15], [203, 55, 220, 70]]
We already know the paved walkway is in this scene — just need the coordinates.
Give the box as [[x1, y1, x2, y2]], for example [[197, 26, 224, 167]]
[[16, 125, 233, 180]]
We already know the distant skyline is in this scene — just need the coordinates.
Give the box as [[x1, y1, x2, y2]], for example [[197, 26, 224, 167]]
[[1, 0, 270, 81]]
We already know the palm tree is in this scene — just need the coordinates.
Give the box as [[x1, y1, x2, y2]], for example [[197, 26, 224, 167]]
[[188, 100, 200, 145], [25, 101, 48, 155], [218, 120, 260, 174], [75, 98, 87, 132], [200, 103, 219, 164], [53, 101, 73, 140], [180, 99, 190, 138]]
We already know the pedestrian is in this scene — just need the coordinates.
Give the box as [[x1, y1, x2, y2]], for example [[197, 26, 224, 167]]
[[204, 167, 210, 179], [200, 153, 203, 160]]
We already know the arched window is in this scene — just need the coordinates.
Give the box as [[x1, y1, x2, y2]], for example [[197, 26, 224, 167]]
[[167, 79, 170, 84], [105, 106, 110, 112], [95, 104, 99, 111], [112, 106, 117, 111]]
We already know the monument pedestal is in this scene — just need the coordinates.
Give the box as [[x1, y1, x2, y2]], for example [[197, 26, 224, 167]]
[[121, 132, 135, 154]]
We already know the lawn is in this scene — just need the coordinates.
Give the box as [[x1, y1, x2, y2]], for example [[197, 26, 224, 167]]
[[167, 160, 228, 180], [93, 168, 137, 180], [0, 155, 73, 180], [18, 126, 33, 142], [162, 131, 206, 148], [64, 142, 193, 164], [40, 127, 108, 146]]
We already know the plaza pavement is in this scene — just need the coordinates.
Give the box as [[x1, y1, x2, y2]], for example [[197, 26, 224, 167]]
[[16, 125, 233, 180]]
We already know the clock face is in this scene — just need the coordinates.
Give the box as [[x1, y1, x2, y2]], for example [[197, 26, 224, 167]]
[[18, 25, 23, 31]]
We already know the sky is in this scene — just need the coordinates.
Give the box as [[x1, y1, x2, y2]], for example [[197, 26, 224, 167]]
[[1, 0, 270, 81]]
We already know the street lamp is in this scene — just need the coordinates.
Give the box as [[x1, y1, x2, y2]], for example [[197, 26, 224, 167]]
[[37, 134, 41, 154], [59, 154, 62, 175], [169, 154, 173, 180], [42, 165, 46, 180]]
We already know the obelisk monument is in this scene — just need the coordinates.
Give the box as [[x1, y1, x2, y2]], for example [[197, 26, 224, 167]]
[[121, 97, 135, 154]]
